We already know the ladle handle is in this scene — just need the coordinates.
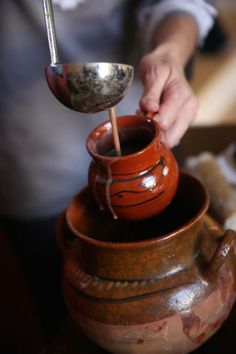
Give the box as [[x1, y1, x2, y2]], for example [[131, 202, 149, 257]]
[[42, 0, 60, 64]]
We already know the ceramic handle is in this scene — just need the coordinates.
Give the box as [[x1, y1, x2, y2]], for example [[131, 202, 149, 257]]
[[203, 229, 236, 281], [56, 212, 77, 256]]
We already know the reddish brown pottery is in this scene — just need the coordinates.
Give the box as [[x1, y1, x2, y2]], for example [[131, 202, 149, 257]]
[[57, 172, 236, 354], [86, 115, 179, 221]]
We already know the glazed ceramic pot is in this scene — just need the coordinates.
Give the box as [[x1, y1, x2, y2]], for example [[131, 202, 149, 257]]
[[86, 115, 179, 221], [57, 172, 236, 354]]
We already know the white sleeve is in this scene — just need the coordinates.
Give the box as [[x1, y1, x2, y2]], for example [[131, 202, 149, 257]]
[[53, 0, 86, 11], [138, 0, 217, 50]]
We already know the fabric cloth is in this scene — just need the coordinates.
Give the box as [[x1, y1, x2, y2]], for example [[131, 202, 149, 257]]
[[138, 0, 217, 50], [53, 0, 86, 10], [185, 144, 236, 231], [0, 0, 216, 220]]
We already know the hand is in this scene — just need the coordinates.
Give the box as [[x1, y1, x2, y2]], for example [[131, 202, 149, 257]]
[[139, 49, 199, 148]]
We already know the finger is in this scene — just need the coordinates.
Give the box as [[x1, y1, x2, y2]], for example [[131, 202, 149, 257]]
[[160, 97, 199, 148], [157, 83, 191, 131], [139, 65, 170, 113]]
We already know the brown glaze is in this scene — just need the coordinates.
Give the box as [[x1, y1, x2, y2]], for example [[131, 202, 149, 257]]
[[57, 172, 236, 354], [86, 115, 179, 221]]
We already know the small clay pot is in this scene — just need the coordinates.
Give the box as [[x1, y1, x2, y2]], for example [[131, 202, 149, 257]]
[[86, 115, 179, 221], [57, 172, 236, 354]]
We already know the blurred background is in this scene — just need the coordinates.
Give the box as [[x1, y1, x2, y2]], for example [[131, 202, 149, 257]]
[[178, 0, 236, 160], [190, 0, 236, 126]]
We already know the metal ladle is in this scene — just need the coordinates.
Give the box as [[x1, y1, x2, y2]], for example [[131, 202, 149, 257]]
[[42, 0, 134, 113]]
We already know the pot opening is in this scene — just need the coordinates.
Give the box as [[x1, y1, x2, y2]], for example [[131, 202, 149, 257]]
[[91, 117, 156, 157], [68, 172, 209, 245]]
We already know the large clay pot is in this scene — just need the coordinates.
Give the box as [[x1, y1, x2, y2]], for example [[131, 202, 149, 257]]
[[86, 115, 179, 221], [57, 172, 236, 354]]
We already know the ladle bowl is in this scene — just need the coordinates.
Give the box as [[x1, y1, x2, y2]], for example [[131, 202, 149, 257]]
[[45, 62, 134, 113]]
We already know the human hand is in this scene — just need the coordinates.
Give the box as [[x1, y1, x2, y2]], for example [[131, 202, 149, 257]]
[[139, 50, 199, 149]]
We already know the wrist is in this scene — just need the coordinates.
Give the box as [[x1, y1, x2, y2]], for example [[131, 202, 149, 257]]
[[150, 14, 198, 67], [149, 42, 186, 71]]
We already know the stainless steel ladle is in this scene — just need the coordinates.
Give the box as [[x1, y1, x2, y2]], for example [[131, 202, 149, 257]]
[[42, 0, 134, 113]]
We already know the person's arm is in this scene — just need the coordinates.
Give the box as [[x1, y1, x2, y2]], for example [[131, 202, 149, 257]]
[[140, 13, 199, 148], [137, 0, 217, 148]]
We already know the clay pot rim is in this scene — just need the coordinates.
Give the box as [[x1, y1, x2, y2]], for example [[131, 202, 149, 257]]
[[86, 115, 160, 161], [66, 172, 210, 249]]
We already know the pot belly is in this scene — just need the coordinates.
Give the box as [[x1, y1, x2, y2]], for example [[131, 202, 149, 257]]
[[63, 267, 236, 354]]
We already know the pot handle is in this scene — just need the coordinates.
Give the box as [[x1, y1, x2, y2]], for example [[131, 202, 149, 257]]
[[56, 211, 77, 256], [203, 229, 236, 281]]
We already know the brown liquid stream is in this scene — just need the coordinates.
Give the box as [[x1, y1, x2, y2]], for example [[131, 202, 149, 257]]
[[108, 107, 121, 156]]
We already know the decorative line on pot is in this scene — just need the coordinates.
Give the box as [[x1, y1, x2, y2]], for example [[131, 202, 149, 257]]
[[109, 156, 165, 184], [94, 156, 169, 215], [63, 256, 203, 301], [65, 275, 198, 304], [104, 156, 166, 177], [110, 190, 166, 208], [105, 160, 118, 219]]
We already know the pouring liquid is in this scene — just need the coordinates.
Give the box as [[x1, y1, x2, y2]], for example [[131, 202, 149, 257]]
[[108, 107, 121, 156]]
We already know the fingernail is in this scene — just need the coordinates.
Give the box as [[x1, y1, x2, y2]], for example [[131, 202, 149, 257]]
[[142, 100, 159, 111]]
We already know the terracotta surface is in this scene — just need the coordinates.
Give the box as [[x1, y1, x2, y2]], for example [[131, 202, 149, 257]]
[[56, 172, 236, 354], [86, 115, 179, 221], [43, 306, 236, 354]]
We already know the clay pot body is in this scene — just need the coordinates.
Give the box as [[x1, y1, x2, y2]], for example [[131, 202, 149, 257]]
[[57, 172, 236, 354], [86, 115, 179, 221]]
